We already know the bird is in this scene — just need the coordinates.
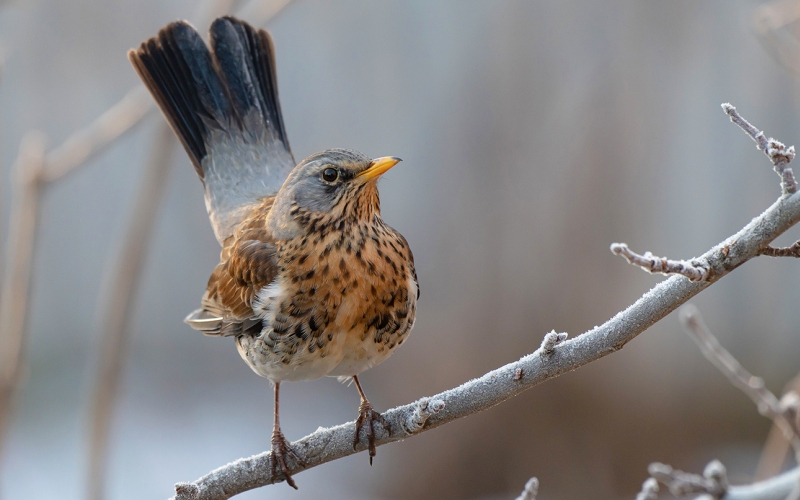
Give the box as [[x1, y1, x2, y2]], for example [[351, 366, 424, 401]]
[[128, 16, 419, 489]]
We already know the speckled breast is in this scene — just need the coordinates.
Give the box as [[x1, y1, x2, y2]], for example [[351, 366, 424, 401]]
[[237, 218, 418, 382]]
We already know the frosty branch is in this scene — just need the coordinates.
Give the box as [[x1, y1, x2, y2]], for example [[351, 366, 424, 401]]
[[170, 106, 800, 500]]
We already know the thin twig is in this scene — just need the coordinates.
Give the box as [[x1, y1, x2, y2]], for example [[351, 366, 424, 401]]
[[647, 460, 728, 498], [514, 477, 539, 500], [755, 373, 800, 481], [0, 132, 46, 446], [171, 157, 800, 496], [759, 240, 800, 257], [679, 305, 800, 453], [610, 243, 711, 281], [722, 103, 797, 194]]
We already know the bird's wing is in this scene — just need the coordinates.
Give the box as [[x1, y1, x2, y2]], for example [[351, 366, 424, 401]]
[[129, 16, 295, 244], [185, 197, 280, 337]]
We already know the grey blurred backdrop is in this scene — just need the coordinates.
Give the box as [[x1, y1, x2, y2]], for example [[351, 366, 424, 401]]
[[2, 0, 800, 499]]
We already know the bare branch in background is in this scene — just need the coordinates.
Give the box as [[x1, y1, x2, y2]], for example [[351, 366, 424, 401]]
[[40, 87, 154, 183], [168, 105, 800, 499], [679, 305, 800, 454], [610, 243, 710, 281], [722, 103, 797, 194], [635, 304, 800, 500], [514, 477, 539, 500], [756, 373, 800, 481], [86, 126, 177, 500], [0, 40, 157, 463], [753, 0, 800, 78], [0, 132, 46, 446]]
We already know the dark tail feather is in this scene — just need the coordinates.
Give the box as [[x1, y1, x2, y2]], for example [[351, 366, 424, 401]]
[[210, 16, 289, 145], [128, 17, 290, 178]]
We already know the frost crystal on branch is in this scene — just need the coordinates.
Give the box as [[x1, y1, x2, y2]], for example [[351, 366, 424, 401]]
[[722, 103, 797, 194], [540, 331, 567, 356], [635, 478, 659, 500], [610, 243, 710, 281], [514, 477, 539, 500], [647, 460, 727, 497]]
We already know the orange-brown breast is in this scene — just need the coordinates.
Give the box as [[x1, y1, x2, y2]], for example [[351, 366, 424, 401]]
[[253, 209, 418, 378]]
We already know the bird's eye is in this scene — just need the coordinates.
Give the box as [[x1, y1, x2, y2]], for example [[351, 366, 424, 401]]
[[322, 167, 339, 182]]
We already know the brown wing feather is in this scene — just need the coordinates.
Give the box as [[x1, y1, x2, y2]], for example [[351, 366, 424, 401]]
[[186, 197, 278, 336]]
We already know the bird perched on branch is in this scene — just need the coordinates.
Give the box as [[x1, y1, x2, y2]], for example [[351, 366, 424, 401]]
[[128, 16, 418, 488]]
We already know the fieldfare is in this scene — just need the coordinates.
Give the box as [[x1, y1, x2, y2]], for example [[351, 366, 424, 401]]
[[128, 16, 419, 488]]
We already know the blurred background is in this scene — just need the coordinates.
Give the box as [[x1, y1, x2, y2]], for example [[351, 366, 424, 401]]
[[1, 0, 800, 498]]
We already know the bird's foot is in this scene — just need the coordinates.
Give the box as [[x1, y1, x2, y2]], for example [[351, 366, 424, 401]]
[[353, 400, 390, 465], [270, 429, 305, 489]]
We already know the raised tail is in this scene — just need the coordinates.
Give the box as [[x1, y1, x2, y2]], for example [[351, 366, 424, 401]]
[[129, 16, 295, 243]]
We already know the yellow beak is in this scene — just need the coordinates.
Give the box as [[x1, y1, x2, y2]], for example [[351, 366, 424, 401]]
[[357, 156, 402, 181]]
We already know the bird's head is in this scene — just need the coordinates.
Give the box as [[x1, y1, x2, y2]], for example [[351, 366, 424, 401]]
[[266, 149, 401, 239]]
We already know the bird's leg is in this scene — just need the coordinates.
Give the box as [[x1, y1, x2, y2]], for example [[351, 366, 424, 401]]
[[269, 382, 304, 489], [352, 375, 390, 465]]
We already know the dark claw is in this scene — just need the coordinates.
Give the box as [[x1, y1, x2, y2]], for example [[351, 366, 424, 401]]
[[270, 430, 305, 489], [353, 400, 390, 465]]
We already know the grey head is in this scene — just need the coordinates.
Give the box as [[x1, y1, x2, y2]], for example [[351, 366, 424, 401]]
[[267, 148, 402, 240]]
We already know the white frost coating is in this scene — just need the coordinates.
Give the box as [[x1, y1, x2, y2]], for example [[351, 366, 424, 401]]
[[405, 397, 446, 434], [722, 103, 798, 195], [540, 331, 567, 356], [610, 242, 710, 281], [635, 478, 659, 500], [647, 461, 727, 497], [514, 477, 539, 500]]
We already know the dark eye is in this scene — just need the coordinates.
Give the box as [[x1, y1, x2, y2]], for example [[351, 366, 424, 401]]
[[322, 167, 339, 182]]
